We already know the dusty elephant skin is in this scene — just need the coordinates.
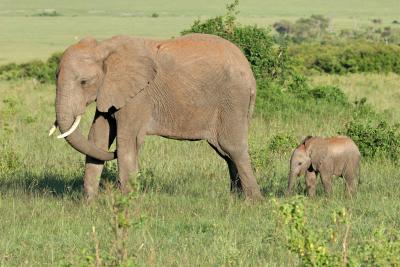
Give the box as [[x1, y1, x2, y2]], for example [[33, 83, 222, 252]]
[[287, 136, 361, 198], [51, 34, 263, 201]]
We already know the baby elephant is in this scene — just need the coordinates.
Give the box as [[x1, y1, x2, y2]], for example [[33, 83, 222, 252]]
[[287, 136, 361, 198]]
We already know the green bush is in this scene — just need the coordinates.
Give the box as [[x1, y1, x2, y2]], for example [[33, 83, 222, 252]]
[[309, 85, 348, 105], [341, 120, 400, 161], [278, 200, 344, 266], [273, 15, 330, 43], [0, 51, 62, 83], [290, 41, 400, 75], [340, 25, 400, 45], [287, 76, 349, 105], [278, 199, 400, 266], [181, 0, 293, 81]]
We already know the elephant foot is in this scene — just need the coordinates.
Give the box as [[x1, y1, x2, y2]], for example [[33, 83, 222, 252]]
[[117, 180, 133, 194], [245, 188, 264, 201], [84, 191, 98, 204]]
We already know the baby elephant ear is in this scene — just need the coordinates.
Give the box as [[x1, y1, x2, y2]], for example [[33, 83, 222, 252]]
[[96, 45, 157, 112], [300, 135, 313, 145]]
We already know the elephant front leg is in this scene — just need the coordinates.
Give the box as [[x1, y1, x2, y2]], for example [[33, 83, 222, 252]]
[[116, 133, 144, 194], [305, 170, 317, 197], [84, 112, 116, 202]]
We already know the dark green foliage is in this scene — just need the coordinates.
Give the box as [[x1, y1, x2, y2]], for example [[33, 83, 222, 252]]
[[340, 25, 400, 45], [291, 41, 400, 74], [0, 52, 62, 83], [273, 20, 292, 35], [279, 200, 400, 266], [341, 120, 400, 161], [181, 1, 292, 81], [273, 15, 330, 43], [286, 76, 349, 105], [309, 85, 348, 105], [287, 74, 311, 98]]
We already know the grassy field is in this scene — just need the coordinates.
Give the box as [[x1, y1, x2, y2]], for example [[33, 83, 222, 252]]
[[1, 74, 400, 265], [2, 0, 400, 266], [312, 73, 400, 122], [1, 0, 400, 63]]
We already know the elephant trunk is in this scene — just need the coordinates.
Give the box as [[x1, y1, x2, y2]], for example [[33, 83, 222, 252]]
[[286, 170, 297, 196], [55, 89, 115, 161]]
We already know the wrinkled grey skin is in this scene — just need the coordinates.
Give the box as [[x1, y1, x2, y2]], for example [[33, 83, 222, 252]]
[[287, 136, 361, 198], [54, 34, 263, 201]]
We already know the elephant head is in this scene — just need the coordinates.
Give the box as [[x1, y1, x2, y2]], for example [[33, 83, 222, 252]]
[[287, 136, 313, 194], [50, 36, 157, 161]]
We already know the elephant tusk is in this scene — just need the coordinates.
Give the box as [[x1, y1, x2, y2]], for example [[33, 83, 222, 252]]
[[48, 121, 58, 136], [48, 124, 57, 136], [57, 115, 81, 139]]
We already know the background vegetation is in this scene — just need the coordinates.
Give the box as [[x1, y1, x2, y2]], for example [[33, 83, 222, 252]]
[[1, 0, 400, 266]]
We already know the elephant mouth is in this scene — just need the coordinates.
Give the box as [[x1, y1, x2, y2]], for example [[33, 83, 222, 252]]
[[48, 115, 82, 139]]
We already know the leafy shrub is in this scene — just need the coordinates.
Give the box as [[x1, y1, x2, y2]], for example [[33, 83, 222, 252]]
[[341, 120, 400, 161], [309, 85, 348, 105], [278, 200, 347, 266], [354, 227, 400, 266], [371, 18, 382, 24], [181, 0, 293, 81], [278, 200, 400, 266], [151, 12, 159, 18], [287, 74, 311, 98], [290, 41, 400, 75], [274, 15, 330, 43], [287, 76, 349, 105], [0, 52, 62, 83], [340, 25, 400, 45]]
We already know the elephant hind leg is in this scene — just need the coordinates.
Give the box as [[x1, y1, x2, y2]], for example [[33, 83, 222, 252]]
[[208, 139, 263, 200], [208, 142, 242, 193], [343, 167, 358, 198]]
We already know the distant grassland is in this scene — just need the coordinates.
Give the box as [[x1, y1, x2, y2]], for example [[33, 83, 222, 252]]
[[1, 0, 400, 63], [311, 73, 400, 121]]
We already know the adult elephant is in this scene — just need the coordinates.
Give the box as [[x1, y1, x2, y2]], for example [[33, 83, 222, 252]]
[[49, 34, 263, 200]]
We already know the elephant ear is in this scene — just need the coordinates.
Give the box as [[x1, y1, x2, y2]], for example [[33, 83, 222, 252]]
[[305, 138, 328, 170], [95, 37, 157, 112]]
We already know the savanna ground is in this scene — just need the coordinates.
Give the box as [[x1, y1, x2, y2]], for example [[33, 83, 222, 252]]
[[1, 0, 400, 266]]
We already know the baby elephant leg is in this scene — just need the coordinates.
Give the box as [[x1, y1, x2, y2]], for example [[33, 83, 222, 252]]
[[344, 169, 358, 198], [320, 172, 333, 196], [305, 171, 317, 197]]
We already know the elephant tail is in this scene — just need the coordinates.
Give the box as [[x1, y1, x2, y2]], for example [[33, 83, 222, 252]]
[[248, 84, 256, 123]]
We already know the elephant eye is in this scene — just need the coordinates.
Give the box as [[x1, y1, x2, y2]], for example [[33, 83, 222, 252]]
[[80, 80, 87, 86], [298, 162, 302, 166]]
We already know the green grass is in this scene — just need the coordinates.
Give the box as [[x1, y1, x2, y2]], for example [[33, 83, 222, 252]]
[[1, 0, 400, 63], [311, 73, 400, 121], [1, 74, 400, 265], [2, 0, 400, 265]]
